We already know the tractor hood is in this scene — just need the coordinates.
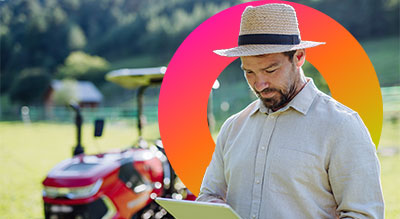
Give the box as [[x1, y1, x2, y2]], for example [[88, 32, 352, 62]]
[[43, 153, 121, 188], [43, 149, 155, 188]]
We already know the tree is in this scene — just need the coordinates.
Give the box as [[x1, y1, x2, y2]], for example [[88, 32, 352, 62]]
[[9, 67, 51, 105], [68, 25, 86, 50], [56, 51, 109, 84]]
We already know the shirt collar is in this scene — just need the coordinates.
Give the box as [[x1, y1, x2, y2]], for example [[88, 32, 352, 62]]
[[250, 77, 318, 116]]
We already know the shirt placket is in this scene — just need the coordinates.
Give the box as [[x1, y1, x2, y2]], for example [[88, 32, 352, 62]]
[[250, 113, 278, 219]]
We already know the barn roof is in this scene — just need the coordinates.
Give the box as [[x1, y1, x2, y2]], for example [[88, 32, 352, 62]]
[[51, 80, 103, 103]]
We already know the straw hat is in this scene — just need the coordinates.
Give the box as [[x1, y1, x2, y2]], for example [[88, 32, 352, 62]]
[[214, 3, 325, 57]]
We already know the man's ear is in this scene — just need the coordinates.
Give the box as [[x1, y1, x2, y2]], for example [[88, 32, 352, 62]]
[[294, 49, 306, 68]]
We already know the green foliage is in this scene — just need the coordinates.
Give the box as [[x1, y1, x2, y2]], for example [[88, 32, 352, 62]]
[[361, 36, 400, 86], [0, 0, 398, 108], [9, 68, 51, 105], [289, 0, 399, 39], [52, 79, 79, 106], [56, 51, 110, 84], [68, 25, 86, 50], [109, 54, 166, 70], [0, 0, 71, 75], [303, 61, 330, 94], [0, 95, 16, 120]]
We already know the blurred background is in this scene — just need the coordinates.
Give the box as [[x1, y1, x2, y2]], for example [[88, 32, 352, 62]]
[[0, 0, 398, 218]]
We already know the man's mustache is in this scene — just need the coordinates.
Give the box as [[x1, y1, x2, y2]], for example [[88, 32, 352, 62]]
[[256, 88, 280, 95]]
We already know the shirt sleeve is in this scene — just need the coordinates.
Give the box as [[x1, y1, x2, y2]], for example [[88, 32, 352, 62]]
[[328, 112, 384, 219], [196, 116, 234, 202]]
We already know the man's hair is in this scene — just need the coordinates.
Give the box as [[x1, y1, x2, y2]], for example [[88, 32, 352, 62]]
[[283, 50, 296, 61]]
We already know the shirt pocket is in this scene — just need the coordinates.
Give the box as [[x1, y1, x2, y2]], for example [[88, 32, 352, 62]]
[[267, 147, 319, 194]]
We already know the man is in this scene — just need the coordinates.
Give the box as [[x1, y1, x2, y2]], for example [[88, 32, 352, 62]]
[[197, 3, 384, 219]]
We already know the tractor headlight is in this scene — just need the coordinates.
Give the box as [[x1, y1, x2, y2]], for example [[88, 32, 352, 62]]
[[43, 179, 103, 199]]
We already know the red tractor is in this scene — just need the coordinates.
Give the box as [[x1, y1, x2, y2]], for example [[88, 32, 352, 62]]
[[42, 67, 195, 219]]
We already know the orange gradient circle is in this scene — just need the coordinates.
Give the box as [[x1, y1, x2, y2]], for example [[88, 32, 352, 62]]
[[159, 1, 382, 195]]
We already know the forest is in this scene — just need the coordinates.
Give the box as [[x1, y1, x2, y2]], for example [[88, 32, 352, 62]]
[[0, 0, 398, 107]]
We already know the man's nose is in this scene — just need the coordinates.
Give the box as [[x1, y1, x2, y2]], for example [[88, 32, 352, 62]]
[[254, 76, 269, 92]]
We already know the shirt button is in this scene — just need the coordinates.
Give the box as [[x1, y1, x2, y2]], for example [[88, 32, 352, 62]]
[[261, 146, 265, 150], [256, 180, 260, 184], [252, 214, 256, 219]]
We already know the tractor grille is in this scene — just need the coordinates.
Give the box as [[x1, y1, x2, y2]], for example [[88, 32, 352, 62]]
[[44, 196, 115, 219]]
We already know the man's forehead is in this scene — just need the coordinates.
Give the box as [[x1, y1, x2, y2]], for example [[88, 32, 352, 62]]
[[240, 53, 285, 69]]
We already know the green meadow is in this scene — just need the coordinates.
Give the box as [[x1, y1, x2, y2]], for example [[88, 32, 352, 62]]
[[0, 121, 160, 218], [0, 87, 399, 218], [0, 117, 398, 218]]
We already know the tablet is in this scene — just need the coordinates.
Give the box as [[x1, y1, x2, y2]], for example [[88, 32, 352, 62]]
[[155, 198, 242, 219]]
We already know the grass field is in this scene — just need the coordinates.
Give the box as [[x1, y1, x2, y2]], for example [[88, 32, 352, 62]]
[[380, 85, 400, 218], [379, 120, 400, 219], [0, 115, 399, 218], [0, 121, 160, 218]]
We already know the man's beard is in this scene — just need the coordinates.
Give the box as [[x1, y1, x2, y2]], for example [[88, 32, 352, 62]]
[[254, 83, 296, 110]]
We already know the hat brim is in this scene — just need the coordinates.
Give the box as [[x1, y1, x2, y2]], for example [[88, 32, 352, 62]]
[[213, 41, 325, 57]]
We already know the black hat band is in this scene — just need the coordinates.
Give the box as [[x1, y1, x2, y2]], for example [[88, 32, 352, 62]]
[[238, 34, 300, 46]]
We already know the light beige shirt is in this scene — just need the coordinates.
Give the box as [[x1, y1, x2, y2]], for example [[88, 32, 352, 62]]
[[197, 79, 384, 219]]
